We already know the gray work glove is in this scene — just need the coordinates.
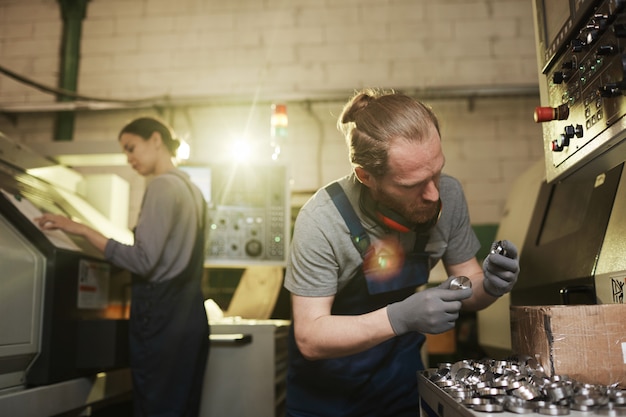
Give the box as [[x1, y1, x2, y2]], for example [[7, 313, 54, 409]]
[[482, 239, 520, 297], [386, 276, 472, 335]]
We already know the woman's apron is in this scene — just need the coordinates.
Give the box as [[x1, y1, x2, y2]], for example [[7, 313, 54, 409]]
[[129, 178, 210, 417], [286, 182, 430, 417]]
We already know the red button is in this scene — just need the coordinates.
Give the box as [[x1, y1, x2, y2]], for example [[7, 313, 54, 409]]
[[534, 106, 555, 122]]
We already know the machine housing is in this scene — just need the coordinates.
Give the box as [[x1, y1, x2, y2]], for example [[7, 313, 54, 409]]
[[512, 0, 626, 306], [0, 134, 131, 391]]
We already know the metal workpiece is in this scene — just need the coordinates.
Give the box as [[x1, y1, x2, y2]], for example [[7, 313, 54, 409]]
[[513, 382, 543, 400], [449, 275, 472, 290], [610, 390, 626, 405], [505, 396, 538, 414], [545, 382, 574, 402], [464, 398, 493, 407], [594, 403, 626, 417], [474, 402, 505, 413], [537, 404, 570, 415], [423, 358, 626, 415], [490, 240, 508, 257]]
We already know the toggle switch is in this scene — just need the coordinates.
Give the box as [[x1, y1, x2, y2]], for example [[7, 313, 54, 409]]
[[574, 124, 584, 138], [599, 82, 626, 97], [571, 38, 585, 53], [562, 124, 584, 140], [597, 44, 617, 55]]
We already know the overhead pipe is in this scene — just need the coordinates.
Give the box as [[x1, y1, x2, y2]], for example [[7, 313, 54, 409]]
[[54, 0, 89, 141], [0, 84, 541, 114]]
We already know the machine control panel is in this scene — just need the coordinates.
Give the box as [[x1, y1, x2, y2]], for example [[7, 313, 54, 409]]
[[534, 0, 626, 181], [201, 163, 290, 266]]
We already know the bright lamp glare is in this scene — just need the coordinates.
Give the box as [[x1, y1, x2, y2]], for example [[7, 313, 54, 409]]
[[177, 139, 190, 160], [230, 138, 253, 162], [271, 145, 281, 161]]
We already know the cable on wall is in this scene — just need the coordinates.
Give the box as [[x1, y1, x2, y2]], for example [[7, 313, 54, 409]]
[[0, 64, 539, 115]]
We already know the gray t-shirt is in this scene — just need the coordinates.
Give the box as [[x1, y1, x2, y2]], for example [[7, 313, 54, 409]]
[[284, 173, 480, 297], [104, 169, 205, 283]]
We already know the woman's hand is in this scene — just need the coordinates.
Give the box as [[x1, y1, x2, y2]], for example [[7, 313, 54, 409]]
[[35, 213, 109, 253], [35, 213, 85, 235]]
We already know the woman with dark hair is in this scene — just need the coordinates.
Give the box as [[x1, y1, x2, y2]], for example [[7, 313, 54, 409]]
[[37, 116, 210, 417]]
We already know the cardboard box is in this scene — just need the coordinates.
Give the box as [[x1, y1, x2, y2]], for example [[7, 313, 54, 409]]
[[510, 304, 626, 386], [426, 328, 456, 355]]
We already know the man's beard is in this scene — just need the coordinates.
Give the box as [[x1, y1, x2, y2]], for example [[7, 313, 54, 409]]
[[394, 200, 439, 225], [373, 187, 440, 226]]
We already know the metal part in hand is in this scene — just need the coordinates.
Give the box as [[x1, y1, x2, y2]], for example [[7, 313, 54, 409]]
[[449, 276, 472, 290], [490, 240, 508, 257]]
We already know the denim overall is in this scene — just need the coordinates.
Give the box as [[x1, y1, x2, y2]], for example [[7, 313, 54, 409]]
[[129, 176, 210, 417], [286, 182, 430, 417]]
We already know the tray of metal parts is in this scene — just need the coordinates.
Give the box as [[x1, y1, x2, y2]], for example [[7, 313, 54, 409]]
[[418, 358, 626, 416]]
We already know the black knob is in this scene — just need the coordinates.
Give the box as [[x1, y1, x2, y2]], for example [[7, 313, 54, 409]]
[[610, 0, 626, 14], [597, 44, 617, 55], [245, 239, 263, 257], [562, 59, 576, 69], [599, 83, 624, 97], [553, 71, 565, 84], [613, 23, 626, 38], [574, 124, 584, 138], [571, 38, 585, 52], [563, 125, 575, 139], [592, 14, 609, 30]]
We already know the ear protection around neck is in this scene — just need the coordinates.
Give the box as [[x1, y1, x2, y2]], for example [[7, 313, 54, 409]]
[[375, 200, 442, 233], [375, 206, 414, 233]]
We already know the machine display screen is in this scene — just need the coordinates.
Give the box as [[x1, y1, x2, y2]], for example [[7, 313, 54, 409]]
[[538, 175, 593, 245], [211, 165, 269, 208], [514, 163, 623, 305], [181, 164, 272, 208], [542, 0, 571, 47]]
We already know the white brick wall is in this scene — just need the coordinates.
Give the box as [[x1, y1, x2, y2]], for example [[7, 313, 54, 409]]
[[0, 0, 543, 227]]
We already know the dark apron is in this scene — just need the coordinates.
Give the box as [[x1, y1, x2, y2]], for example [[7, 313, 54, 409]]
[[129, 178, 210, 417], [286, 182, 430, 417]]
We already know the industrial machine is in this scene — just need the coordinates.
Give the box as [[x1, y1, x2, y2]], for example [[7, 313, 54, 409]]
[[0, 135, 291, 416], [181, 163, 292, 416], [0, 134, 133, 416], [513, 0, 626, 306], [200, 319, 290, 417], [478, 0, 626, 358], [533, 0, 626, 182], [182, 163, 290, 266], [427, 3, 626, 414]]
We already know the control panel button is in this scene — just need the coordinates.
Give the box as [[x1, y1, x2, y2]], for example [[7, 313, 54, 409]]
[[599, 82, 623, 97], [571, 38, 585, 53], [534, 104, 570, 123], [574, 124, 584, 138], [551, 134, 569, 152], [245, 239, 263, 257], [597, 44, 616, 55], [553, 71, 565, 84]]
